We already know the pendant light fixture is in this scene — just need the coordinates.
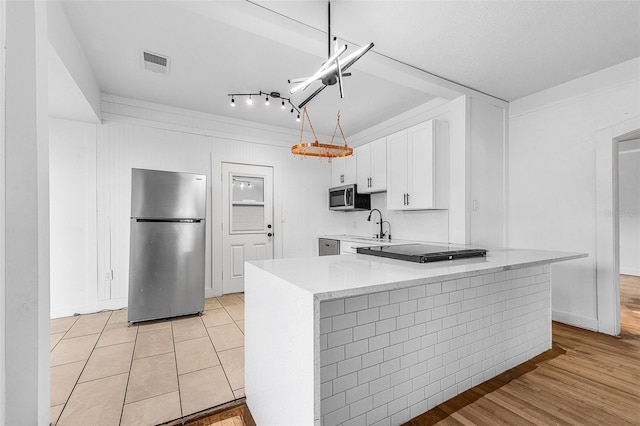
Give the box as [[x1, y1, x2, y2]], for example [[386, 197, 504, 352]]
[[288, 1, 374, 109], [291, 107, 352, 161]]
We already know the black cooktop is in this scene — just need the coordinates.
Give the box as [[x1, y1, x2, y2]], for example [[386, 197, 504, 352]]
[[356, 244, 487, 263]]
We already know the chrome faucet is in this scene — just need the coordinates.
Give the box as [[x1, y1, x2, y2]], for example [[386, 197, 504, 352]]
[[367, 209, 384, 239]]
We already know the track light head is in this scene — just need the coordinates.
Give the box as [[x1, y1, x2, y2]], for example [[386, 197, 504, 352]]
[[265, 96, 270, 106], [230, 97, 235, 107]]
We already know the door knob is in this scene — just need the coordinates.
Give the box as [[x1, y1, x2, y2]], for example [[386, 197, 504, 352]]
[[268, 233, 273, 237]]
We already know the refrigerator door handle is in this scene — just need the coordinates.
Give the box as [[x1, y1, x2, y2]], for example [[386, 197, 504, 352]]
[[135, 218, 202, 223]]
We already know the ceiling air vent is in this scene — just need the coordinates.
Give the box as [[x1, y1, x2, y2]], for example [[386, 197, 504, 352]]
[[142, 50, 170, 75]]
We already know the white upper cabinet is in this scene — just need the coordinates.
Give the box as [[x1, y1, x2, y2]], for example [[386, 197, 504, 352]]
[[386, 119, 449, 210], [356, 137, 387, 193], [331, 152, 357, 187]]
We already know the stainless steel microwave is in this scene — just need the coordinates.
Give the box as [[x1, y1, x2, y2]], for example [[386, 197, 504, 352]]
[[329, 184, 371, 211]]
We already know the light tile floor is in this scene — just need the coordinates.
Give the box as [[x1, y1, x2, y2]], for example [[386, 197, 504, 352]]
[[50, 293, 245, 426]]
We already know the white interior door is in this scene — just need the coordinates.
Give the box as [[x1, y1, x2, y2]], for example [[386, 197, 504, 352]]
[[222, 163, 274, 294]]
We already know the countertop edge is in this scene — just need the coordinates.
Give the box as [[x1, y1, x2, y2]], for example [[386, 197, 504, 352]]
[[312, 252, 587, 301]]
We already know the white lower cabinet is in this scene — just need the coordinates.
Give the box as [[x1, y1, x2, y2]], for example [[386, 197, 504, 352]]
[[387, 119, 449, 210]]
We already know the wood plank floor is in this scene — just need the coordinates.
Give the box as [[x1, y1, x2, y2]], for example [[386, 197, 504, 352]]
[[183, 277, 640, 425], [621, 274, 640, 337], [405, 322, 640, 425]]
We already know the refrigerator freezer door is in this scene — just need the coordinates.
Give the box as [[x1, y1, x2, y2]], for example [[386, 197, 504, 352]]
[[128, 219, 205, 322], [131, 169, 206, 219]]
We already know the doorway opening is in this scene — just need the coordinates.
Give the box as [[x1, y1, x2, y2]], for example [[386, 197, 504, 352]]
[[618, 138, 640, 337]]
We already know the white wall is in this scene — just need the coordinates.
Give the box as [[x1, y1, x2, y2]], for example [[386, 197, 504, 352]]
[[49, 118, 97, 317], [4, 1, 51, 423], [48, 95, 334, 315], [47, 0, 100, 121], [508, 58, 640, 331], [619, 146, 640, 276]]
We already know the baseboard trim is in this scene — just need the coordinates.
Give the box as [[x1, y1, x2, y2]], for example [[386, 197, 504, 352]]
[[620, 268, 640, 277], [552, 309, 599, 332]]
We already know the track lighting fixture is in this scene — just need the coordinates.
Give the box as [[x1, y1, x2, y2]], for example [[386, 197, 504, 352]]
[[227, 91, 301, 121]]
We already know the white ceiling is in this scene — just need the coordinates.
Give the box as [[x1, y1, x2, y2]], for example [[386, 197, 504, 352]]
[[57, 0, 640, 137]]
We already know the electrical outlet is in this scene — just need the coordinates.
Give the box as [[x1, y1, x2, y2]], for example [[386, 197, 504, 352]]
[[105, 270, 113, 280], [473, 200, 479, 211]]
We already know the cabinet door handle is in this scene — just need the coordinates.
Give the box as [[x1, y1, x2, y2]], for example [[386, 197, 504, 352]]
[[407, 193, 410, 206], [403, 193, 407, 205]]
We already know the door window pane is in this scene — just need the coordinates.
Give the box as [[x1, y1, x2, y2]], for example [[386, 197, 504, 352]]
[[232, 176, 264, 202], [231, 175, 265, 233]]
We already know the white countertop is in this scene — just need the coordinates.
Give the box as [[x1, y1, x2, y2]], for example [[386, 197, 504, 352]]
[[248, 249, 587, 301], [317, 234, 421, 246]]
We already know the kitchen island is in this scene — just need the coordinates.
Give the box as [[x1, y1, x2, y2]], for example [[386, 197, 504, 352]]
[[245, 249, 585, 426]]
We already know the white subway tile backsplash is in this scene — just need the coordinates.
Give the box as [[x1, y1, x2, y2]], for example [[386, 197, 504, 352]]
[[380, 358, 400, 376], [409, 323, 426, 339], [344, 414, 367, 426], [442, 280, 457, 293], [369, 334, 390, 352], [357, 308, 380, 325], [369, 375, 391, 395], [366, 405, 388, 426], [390, 408, 410, 425], [372, 388, 393, 408], [358, 365, 380, 385], [426, 282, 442, 296], [319, 266, 552, 425], [322, 346, 345, 367], [456, 277, 471, 290], [362, 349, 383, 368], [322, 381, 333, 399], [389, 288, 409, 304], [322, 299, 345, 318], [432, 305, 447, 320], [338, 357, 363, 376], [368, 292, 390, 308], [334, 313, 358, 331], [408, 285, 426, 300], [333, 372, 358, 394], [350, 396, 373, 418], [383, 343, 404, 361], [379, 303, 400, 320], [353, 323, 376, 342], [329, 329, 354, 348], [346, 383, 370, 405], [324, 405, 350, 426], [400, 351, 419, 369], [346, 295, 369, 313], [376, 318, 397, 335], [399, 300, 418, 315], [414, 309, 431, 325], [387, 396, 408, 415], [346, 339, 369, 359], [396, 313, 415, 330], [323, 392, 346, 415], [417, 296, 434, 311], [389, 328, 409, 346]]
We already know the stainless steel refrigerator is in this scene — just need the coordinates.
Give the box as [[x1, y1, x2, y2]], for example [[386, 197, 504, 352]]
[[128, 168, 206, 323]]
